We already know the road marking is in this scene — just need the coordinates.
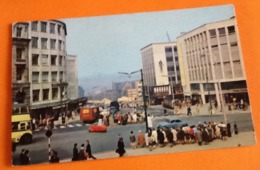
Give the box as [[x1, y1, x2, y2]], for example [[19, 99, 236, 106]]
[[67, 124, 74, 128], [60, 126, 66, 129], [75, 124, 82, 127]]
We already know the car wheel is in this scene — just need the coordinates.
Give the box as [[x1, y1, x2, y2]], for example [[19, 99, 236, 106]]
[[20, 134, 32, 144]]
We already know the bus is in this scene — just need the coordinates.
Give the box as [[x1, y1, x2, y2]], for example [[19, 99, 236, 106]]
[[12, 104, 33, 144], [80, 106, 100, 123]]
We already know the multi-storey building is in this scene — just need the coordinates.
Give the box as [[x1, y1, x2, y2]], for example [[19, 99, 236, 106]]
[[140, 42, 182, 104], [66, 55, 78, 100], [177, 17, 248, 106], [12, 20, 77, 119]]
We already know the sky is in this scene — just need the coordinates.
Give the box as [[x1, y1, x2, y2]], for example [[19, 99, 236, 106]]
[[61, 5, 234, 93]]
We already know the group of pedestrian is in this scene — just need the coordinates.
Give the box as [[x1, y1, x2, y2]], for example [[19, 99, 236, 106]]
[[127, 121, 239, 152], [50, 149, 60, 163], [19, 149, 30, 165], [71, 140, 96, 161]]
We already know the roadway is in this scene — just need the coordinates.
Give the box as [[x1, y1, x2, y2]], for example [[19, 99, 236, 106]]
[[12, 105, 255, 165]]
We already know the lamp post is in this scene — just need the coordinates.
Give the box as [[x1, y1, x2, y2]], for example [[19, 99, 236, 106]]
[[119, 69, 148, 132], [118, 71, 139, 102]]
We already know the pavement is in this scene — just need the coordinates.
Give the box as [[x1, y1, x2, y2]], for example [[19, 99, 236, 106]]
[[60, 131, 256, 162], [149, 103, 251, 117]]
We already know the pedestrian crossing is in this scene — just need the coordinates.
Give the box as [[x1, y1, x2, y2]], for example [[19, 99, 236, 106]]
[[33, 123, 88, 132]]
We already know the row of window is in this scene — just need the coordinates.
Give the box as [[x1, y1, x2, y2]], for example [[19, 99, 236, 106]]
[[31, 37, 64, 50], [32, 71, 63, 83], [33, 87, 62, 102], [31, 21, 65, 35], [32, 54, 64, 66]]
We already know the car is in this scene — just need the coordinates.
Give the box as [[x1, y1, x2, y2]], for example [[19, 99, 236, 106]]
[[88, 123, 107, 133], [158, 118, 188, 129]]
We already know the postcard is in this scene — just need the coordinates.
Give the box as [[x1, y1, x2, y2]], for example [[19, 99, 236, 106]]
[[11, 4, 256, 166]]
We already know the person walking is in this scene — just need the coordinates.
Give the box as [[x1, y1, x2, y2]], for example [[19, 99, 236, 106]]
[[78, 144, 87, 160], [85, 140, 97, 160], [50, 150, 60, 163], [72, 143, 79, 161], [21, 149, 30, 165], [116, 137, 125, 157], [129, 131, 137, 149], [234, 122, 239, 135], [137, 130, 145, 148], [187, 105, 192, 116]]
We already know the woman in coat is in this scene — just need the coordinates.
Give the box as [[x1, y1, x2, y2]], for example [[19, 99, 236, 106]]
[[116, 137, 125, 157]]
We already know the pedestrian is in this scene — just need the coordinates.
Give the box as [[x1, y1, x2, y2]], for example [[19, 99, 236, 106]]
[[171, 128, 177, 145], [85, 140, 97, 160], [234, 122, 239, 135], [19, 149, 25, 165], [164, 109, 168, 116], [72, 143, 79, 161], [157, 128, 165, 147], [197, 128, 202, 146], [129, 131, 137, 149], [166, 128, 174, 147], [21, 149, 30, 165], [50, 150, 60, 163], [187, 105, 192, 116], [137, 130, 145, 148], [227, 122, 232, 137], [78, 144, 87, 160], [116, 137, 125, 157]]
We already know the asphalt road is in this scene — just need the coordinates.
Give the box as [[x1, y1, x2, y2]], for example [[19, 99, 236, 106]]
[[12, 107, 255, 165]]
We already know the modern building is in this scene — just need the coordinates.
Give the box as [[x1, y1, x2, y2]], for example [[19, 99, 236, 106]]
[[66, 55, 78, 100], [140, 42, 182, 104], [177, 17, 248, 106], [12, 20, 78, 119]]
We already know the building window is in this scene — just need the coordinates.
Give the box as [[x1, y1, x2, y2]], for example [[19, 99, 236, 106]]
[[31, 22, 38, 31], [51, 72, 57, 82], [16, 47, 24, 61], [218, 28, 226, 36], [60, 71, 63, 81], [166, 57, 173, 62], [32, 54, 39, 65], [32, 37, 38, 48], [165, 47, 172, 53], [16, 65, 25, 81], [209, 29, 216, 37], [230, 42, 238, 47], [58, 25, 61, 35], [50, 39, 56, 49], [52, 88, 58, 99], [174, 46, 177, 52], [58, 40, 62, 50], [33, 90, 40, 102], [41, 54, 48, 65], [41, 38, 47, 49], [51, 55, 57, 65], [228, 26, 235, 35], [42, 72, 49, 82], [59, 55, 63, 65], [50, 23, 55, 34], [16, 27, 22, 37], [168, 66, 175, 71], [32, 72, 39, 83], [43, 89, 49, 100], [41, 22, 47, 33]]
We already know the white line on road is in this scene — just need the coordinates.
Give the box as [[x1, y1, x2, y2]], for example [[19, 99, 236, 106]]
[[67, 125, 74, 128]]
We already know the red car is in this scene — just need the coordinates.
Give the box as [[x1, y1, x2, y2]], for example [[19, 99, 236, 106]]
[[88, 124, 107, 133]]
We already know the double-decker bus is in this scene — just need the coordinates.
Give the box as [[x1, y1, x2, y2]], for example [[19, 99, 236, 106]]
[[12, 104, 33, 144]]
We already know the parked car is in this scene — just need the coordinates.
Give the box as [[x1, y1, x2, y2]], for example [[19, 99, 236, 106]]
[[158, 118, 188, 129], [88, 123, 107, 133]]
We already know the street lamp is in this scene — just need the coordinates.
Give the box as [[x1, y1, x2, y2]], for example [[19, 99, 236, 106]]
[[119, 69, 149, 132], [118, 71, 140, 101]]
